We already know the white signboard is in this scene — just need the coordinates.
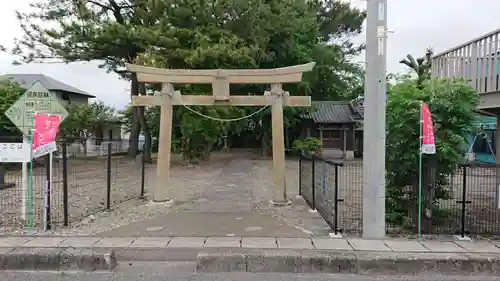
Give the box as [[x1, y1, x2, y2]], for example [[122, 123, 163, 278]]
[[0, 142, 30, 163], [31, 141, 57, 159]]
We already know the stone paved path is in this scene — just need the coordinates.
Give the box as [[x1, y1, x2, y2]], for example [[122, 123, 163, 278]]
[[100, 158, 312, 237], [99, 212, 307, 237], [189, 159, 255, 213]]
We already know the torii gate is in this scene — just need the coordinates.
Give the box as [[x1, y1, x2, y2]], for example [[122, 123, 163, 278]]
[[126, 62, 315, 205]]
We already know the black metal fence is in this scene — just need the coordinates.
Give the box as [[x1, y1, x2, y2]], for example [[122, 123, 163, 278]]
[[0, 138, 149, 229], [454, 163, 500, 236], [299, 154, 500, 237], [299, 154, 344, 235]]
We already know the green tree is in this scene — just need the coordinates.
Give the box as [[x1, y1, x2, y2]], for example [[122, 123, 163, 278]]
[[119, 104, 158, 159], [6, 0, 177, 157], [386, 72, 412, 90], [133, 0, 365, 160], [0, 80, 25, 135], [0, 79, 25, 187], [399, 48, 433, 88], [8, 0, 365, 163], [385, 78, 479, 233], [59, 101, 117, 155]]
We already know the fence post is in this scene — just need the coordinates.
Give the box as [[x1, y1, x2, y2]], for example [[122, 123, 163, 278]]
[[106, 142, 112, 210], [45, 155, 51, 230], [311, 156, 316, 210], [334, 163, 345, 235], [298, 155, 302, 196], [459, 164, 468, 238], [140, 142, 146, 199], [62, 142, 69, 226]]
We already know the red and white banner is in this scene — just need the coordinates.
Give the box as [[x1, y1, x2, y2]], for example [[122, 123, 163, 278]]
[[32, 114, 61, 159], [421, 103, 436, 154]]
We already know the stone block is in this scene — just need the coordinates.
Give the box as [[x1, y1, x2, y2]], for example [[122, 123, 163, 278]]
[[167, 237, 206, 248], [113, 247, 199, 261], [129, 237, 171, 248], [246, 249, 302, 273], [348, 238, 391, 251], [0, 237, 33, 247], [205, 237, 241, 248], [356, 251, 468, 275], [61, 248, 116, 271], [0, 247, 64, 270], [93, 237, 136, 248], [456, 241, 500, 253], [196, 249, 246, 273], [277, 238, 313, 249], [241, 237, 277, 249], [301, 250, 357, 274], [312, 238, 353, 251], [0, 248, 13, 254], [24, 237, 66, 248], [59, 237, 101, 248], [0, 247, 116, 271], [460, 253, 500, 275], [384, 240, 429, 252], [422, 241, 467, 253]]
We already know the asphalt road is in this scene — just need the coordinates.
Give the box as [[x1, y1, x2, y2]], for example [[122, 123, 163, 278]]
[[0, 262, 499, 281]]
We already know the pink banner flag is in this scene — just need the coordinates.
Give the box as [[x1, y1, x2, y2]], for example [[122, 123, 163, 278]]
[[32, 114, 61, 158], [421, 103, 436, 154]]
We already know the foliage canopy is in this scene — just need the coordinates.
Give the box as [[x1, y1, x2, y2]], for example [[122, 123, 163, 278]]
[[7, 0, 367, 162]]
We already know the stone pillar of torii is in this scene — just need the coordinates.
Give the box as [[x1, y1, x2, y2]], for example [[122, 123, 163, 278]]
[[126, 62, 315, 205]]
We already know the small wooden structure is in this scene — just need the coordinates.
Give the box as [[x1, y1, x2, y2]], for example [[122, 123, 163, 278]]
[[126, 63, 315, 204], [301, 100, 363, 159]]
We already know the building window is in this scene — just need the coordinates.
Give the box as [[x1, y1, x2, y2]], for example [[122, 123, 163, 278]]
[[61, 93, 70, 101]]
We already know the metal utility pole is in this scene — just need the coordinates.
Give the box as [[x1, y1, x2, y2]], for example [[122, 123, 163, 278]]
[[362, 0, 387, 239]]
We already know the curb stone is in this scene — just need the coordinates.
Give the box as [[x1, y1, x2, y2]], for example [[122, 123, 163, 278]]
[[113, 247, 201, 261], [1, 244, 499, 275], [0, 248, 116, 271], [197, 251, 246, 272], [195, 249, 500, 275]]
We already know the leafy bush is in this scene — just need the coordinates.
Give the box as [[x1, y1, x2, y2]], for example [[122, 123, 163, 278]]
[[386, 78, 478, 232], [293, 138, 323, 155]]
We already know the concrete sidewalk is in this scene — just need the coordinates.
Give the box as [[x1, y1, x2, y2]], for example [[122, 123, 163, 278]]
[[0, 236, 500, 275], [2, 235, 498, 253]]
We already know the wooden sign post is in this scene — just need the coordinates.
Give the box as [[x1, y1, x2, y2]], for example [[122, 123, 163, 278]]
[[126, 63, 315, 205]]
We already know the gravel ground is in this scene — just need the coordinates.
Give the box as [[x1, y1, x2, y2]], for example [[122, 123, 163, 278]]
[[0, 152, 331, 236]]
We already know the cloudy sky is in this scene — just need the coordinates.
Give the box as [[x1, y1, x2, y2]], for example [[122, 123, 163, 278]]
[[1, 0, 499, 110]]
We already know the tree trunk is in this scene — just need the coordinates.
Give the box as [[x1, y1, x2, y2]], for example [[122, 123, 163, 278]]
[[410, 156, 438, 234], [128, 73, 141, 157], [425, 155, 438, 230], [261, 134, 268, 158], [0, 164, 6, 185], [261, 130, 272, 158], [202, 143, 211, 161], [182, 138, 194, 165], [143, 131, 152, 162], [138, 83, 152, 162], [81, 139, 88, 156]]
